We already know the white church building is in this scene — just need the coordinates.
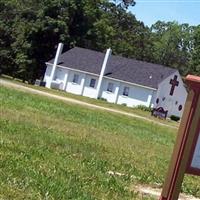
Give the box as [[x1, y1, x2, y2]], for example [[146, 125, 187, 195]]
[[44, 43, 187, 118]]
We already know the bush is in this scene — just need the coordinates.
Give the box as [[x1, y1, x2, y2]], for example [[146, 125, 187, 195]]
[[136, 105, 152, 112], [98, 97, 107, 101], [170, 115, 180, 122], [121, 103, 127, 106]]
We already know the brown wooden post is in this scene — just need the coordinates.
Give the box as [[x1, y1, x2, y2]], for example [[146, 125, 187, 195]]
[[160, 75, 200, 200]]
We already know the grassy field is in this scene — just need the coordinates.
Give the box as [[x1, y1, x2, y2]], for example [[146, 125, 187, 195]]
[[0, 86, 199, 199], [0, 76, 179, 127]]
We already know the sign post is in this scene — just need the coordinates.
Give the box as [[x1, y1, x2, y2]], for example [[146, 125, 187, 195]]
[[160, 75, 200, 200]]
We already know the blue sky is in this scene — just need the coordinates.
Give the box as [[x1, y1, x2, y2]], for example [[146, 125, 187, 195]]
[[128, 0, 200, 27]]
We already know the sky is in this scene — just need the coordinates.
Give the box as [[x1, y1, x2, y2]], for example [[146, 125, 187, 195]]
[[128, 0, 200, 27]]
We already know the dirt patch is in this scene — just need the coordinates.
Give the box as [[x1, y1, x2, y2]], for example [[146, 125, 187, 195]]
[[134, 185, 200, 200]]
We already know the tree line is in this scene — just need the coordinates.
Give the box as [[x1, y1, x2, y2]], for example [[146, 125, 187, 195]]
[[0, 0, 199, 83]]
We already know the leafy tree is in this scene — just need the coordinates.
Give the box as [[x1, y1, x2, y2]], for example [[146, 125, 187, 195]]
[[113, 0, 136, 8], [0, 1, 16, 75], [151, 21, 193, 75], [92, 2, 151, 60], [0, 0, 199, 82], [190, 25, 200, 75], [1, 0, 71, 82]]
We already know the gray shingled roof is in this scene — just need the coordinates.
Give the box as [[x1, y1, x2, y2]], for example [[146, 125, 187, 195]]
[[47, 47, 177, 89]]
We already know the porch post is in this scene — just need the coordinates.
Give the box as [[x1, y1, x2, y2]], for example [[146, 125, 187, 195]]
[[47, 43, 64, 88], [96, 48, 112, 99]]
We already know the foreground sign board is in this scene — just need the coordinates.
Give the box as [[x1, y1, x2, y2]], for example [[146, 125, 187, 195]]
[[187, 129, 200, 175], [191, 133, 200, 169], [160, 75, 200, 200]]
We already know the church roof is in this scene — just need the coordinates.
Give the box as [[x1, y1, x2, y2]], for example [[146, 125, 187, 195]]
[[47, 47, 178, 89]]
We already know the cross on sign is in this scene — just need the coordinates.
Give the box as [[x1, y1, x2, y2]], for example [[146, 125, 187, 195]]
[[169, 75, 179, 96]]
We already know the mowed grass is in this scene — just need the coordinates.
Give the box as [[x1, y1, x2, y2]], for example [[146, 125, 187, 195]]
[[0, 76, 178, 127], [0, 86, 199, 199]]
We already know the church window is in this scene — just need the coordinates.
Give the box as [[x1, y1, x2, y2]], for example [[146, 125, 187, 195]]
[[72, 74, 79, 84], [178, 105, 183, 111], [107, 82, 114, 92], [123, 87, 129, 96], [89, 78, 96, 88], [156, 98, 159, 104], [162, 97, 166, 101]]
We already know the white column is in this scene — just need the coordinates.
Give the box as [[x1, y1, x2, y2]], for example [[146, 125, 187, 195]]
[[80, 74, 86, 96], [96, 48, 112, 98], [63, 72, 69, 91], [47, 43, 64, 88], [115, 82, 121, 104], [149, 90, 155, 108]]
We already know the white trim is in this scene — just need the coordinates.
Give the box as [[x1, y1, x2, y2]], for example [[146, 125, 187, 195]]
[[103, 76, 157, 91], [115, 82, 120, 104], [46, 62, 99, 77], [63, 73, 68, 91], [46, 62, 157, 91], [80, 74, 86, 96]]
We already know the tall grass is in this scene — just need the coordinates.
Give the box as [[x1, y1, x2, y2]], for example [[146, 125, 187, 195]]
[[0, 86, 199, 199]]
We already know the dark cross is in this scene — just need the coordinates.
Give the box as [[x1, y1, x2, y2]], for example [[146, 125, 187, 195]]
[[169, 75, 179, 96]]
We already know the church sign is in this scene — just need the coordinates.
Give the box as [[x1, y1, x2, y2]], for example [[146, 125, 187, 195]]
[[187, 127, 200, 175], [151, 107, 168, 119], [160, 75, 200, 200]]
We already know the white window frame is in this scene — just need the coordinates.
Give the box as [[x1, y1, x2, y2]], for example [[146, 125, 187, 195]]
[[72, 74, 79, 84], [107, 82, 114, 92], [89, 78, 96, 88], [123, 86, 129, 96]]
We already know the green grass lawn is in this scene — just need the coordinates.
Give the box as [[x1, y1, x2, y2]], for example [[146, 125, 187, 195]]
[[0, 86, 199, 199], [0, 75, 179, 127]]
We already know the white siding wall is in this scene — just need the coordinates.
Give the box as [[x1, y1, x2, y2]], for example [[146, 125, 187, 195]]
[[117, 83, 154, 107], [44, 65, 155, 107], [53, 67, 69, 90], [44, 65, 68, 90], [82, 75, 99, 98], [150, 90, 158, 108], [155, 71, 187, 117], [43, 65, 52, 88], [100, 79, 120, 103], [100, 78, 154, 107], [66, 71, 85, 95], [54, 68, 67, 82]]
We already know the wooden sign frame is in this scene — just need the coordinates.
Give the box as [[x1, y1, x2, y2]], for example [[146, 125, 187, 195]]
[[160, 75, 200, 200], [186, 75, 200, 176]]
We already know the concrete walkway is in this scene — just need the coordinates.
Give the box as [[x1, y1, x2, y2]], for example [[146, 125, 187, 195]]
[[0, 79, 178, 129]]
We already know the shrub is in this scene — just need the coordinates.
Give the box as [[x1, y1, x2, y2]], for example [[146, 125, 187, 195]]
[[136, 105, 152, 112], [170, 115, 180, 122], [121, 103, 127, 106], [98, 97, 107, 101]]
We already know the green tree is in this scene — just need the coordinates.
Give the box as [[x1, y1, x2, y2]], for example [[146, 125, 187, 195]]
[[113, 0, 136, 8], [190, 25, 200, 75], [1, 0, 199, 81], [0, 1, 16, 75], [1, 0, 71, 82], [151, 21, 193, 75]]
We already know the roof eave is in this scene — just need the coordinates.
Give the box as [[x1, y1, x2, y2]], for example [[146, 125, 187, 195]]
[[45, 62, 157, 91]]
